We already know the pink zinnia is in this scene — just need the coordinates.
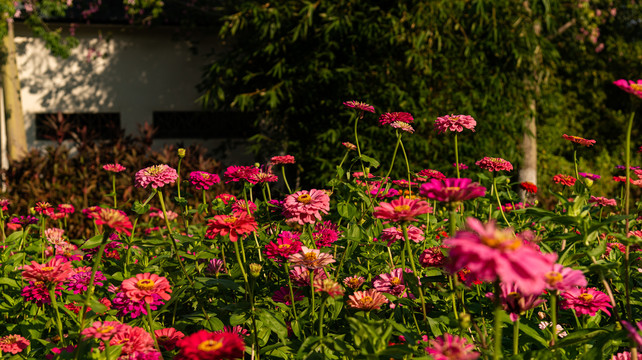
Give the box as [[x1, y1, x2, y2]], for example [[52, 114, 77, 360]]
[[45, 228, 65, 245], [379, 112, 414, 126], [389, 121, 415, 133], [121, 273, 172, 304], [0, 334, 30, 354], [282, 189, 331, 225], [231, 199, 257, 215], [107, 325, 155, 355], [419, 246, 447, 268], [272, 286, 304, 305], [434, 114, 477, 133], [103, 163, 126, 173], [342, 142, 357, 151], [290, 266, 327, 287], [613, 79, 642, 99], [314, 278, 344, 297], [264, 231, 302, 261], [343, 100, 375, 113], [589, 196, 617, 207], [135, 164, 178, 189], [347, 289, 389, 310], [271, 155, 296, 165], [373, 197, 432, 223], [155, 328, 185, 351], [445, 218, 556, 295], [343, 276, 365, 290], [379, 225, 424, 246], [22, 257, 73, 284], [188, 171, 220, 190], [57, 203, 75, 214], [224, 165, 260, 184], [490, 283, 545, 322], [22, 281, 62, 306], [313, 221, 341, 247], [579, 172, 601, 181], [425, 333, 479, 360], [95, 208, 133, 235], [475, 157, 513, 172], [544, 264, 587, 292], [562, 134, 596, 147], [81, 321, 123, 341], [622, 321, 642, 348], [419, 178, 486, 203], [176, 330, 245, 360], [288, 246, 335, 270], [415, 169, 447, 182], [553, 174, 576, 187], [453, 162, 469, 170], [560, 287, 612, 316], [373, 268, 411, 296], [206, 213, 258, 242]]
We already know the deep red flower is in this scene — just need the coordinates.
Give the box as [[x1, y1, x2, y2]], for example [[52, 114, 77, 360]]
[[206, 213, 258, 242], [475, 157, 513, 172], [379, 112, 414, 126], [520, 182, 537, 193], [552, 174, 576, 187], [176, 330, 245, 360]]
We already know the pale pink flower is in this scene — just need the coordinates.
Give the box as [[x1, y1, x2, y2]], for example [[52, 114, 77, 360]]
[[121, 273, 172, 304], [347, 289, 389, 310], [379, 225, 424, 246], [434, 114, 477, 133], [475, 157, 513, 172], [544, 264, 587, 292], [0, 334, 30, 354], [135, 164, 178, 189], [106, 324, 155, 355], [314, 278, 344, 297], [289, 266, 327, 287], [373, 197, 432, 223], [45, 228, 65, 245], [282, 189, 330, 225], [343, 276, 365, 290], [288, 246, 335, 270], [425, 333, 479, 360]]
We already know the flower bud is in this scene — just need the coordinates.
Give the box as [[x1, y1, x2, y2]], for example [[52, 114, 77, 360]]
[[459, 312, 471, 329], [249, 263, 262, 278], [177, 148, 186, 158], [584, 179, 594, 188]]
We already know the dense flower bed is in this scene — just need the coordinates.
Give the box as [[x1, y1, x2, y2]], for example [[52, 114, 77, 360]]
[[0, 80, 641, 359]]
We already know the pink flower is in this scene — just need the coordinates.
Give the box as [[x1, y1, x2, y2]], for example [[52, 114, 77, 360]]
[[553, 174, 576, 187], [313, 221, 341, 247], [343, 100, 375, 113], [419, 178, 486, 203], [45, 228, 65, 245], [611, 351, 642, 360], [265, 231, 302, 262], [22, 281, 62, 305], [445, 218, 556, 295], [224, 165, 260, 184], [562, 134, 596, 147], [560, 287, 612, 316], [107, 324, 155, 355], [175, 330, 245, 360], [0, 334, 30, 354], [206, 213, 258, 242], [81, 321, 123, 341], [613, 79, 642, 99], [154, 328, 185, 351], [57, 203, 75, 214], [314, 278, 344, 297], [282, 189, 330, 225], [489, 283, 545, 322], [389, 121, 415, 133], [95, 208, 133, 235], [579, 172, 601, 181], [415, 169, 446, 182], [22, 257, 73, 284], [290, 266, 327, 287], [419, 246, 447, 268], [342, 142, 357, 151], [373, 268, 412, 297], [453, 162, 468, 170], [622, 320, 642, 348], [248, 165, 279, 183], [434, 114, 477, 133], [288, 246, 335, 270], [373, 197, 432, 223], [589, 196, 617, 207], [111, 292, 165, 319], [271, 155, 296, 165], [425, 333, 479, 360], [475, 157, 513, 172], [65, 268, 106, 294], [231, 199, 257, 215], [103, 163, 126, 173], [121, 273, 172, 304], [544, 264, 587, 292], [135, 164, 178, 189], [347, 289, 389, 310], [379, 112, 414, 126], [272, 286, 304, 305], [343, 276, 365, 290], [379, 225, 424, 246], [188, 171, 221, 190]]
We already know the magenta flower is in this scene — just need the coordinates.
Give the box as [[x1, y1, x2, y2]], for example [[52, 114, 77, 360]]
[[489, 282, 545, 322], [379, 112, 414, 126], [264, 231, 302, 262], [415, 169, 446, 182], [373, 268, 411, 297], [313, 221, 341, 247], [622, 321, 642, 348], [103, 163, 126, 173], [562, 134, 596, 147], [290, 266, 327, 287], [419, 178, 486, 203], [419, 246, 447, 268], [589, 196, 617, 207], [373, 197, 432, 223], [425, 333, 479, 360], [81, 321, 123, 341], [445, 218, 556, 295], [560, 287, 612, 316], [135, 165, 178, 189], [22, 282, 62, 306], [112, 292, 165, 319], [579, 172, 601, 181], [475, 157, 513, 172], [343, 100, 375, 113], [453, 163, 468, 170], [65, 268, 106, 294], [282, 189, 330, 225], [613, 79, 642, 99], [272, 286, 304, 305], [434, 114, 477, 134], [224, 165, 260, 184], [188, 171, 220, 190], [379, 225, 424, 246]]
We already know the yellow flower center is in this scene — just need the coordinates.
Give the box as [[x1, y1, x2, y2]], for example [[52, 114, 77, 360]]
[[390, 277, 401, 285], [145, 165, 164, 176], [579, 293, 593, 302], [202, 173, 210, 179], [136, 279, 155, 290], [631, 83, 642, 92], [546, 271, 563, 285], [348, 279, 359, 286], [278, 244, 291, 250], [198, 339, 223, 352], [97, 326, 115, 333], [360, 296, 373, 305], [393, 205, 410, 212], [445, 187, 460, 191], [480, 232, 522, 250], [304, 252, 318, 261], [158, 335, 169, 341], [223, 216, 238, 223], [297, 194, 312, 204], [41, 267, 54, 272]]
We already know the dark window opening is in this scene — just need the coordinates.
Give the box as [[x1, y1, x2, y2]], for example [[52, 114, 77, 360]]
[[35, 112, 121, 141], [153, 111, 256, 139]]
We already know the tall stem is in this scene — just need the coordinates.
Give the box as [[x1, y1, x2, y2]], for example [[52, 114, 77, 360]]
[[624, 110, 635, 321], [376, 132, 401, 199], [493, 281, 504, 360], [48, 287, 64, 344], [493, 176, 511, 227], [281, 166, 293, 194], [398, 137, 413, 196], [454, 133, 460, 178], [403, 224, 427, 326], [285, 264, 298, 321], [353, 113, 367, 176], [145, 302, 164, 359], [111, 174, 117, 208], [513, 317, 520, 355]]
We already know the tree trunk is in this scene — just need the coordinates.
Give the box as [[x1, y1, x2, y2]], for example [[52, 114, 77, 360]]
[[2, 20, 28, 162], [520, 98, 537, 186]]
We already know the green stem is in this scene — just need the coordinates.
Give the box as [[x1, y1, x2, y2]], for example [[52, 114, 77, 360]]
[[402, 224, 428, 325], [493, 281, 504, 360], [376, 132, 401, 199], [285, 264, 298, 321], [550, 293, 557, 346], [513, 317, 520, 355], [398, 137, 413, 196], [48, 287, 64, 344], [353, 113, 367, 176], [493, 177, 511, 227], [111, 174, 117, 209], [624, 109, 635, 321], [233, 240, 249, 288], [176, 157, 183, 199], [202, 190, 208, 215], [145, 302, 164, 359], [319, 296, 327, 339], [454, 133, 460, 179], [281, 166, 293, 194], [573, 149, 580, 182], [310, 270, 316, 327]]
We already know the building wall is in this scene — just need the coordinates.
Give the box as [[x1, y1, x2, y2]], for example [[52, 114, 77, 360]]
[[14, 23, 253, 163]]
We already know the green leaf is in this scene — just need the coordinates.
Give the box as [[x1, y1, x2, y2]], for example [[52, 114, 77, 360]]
[[132, 201, 150, 215], [359, 155, 380, 168], [80, 235, 104, 249], [0, 277, 19, 288]]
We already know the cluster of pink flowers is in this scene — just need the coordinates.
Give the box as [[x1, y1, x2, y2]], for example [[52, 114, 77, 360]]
[[379, 225, 424, 246], [0, 334, 30, 354], [282, 189, 330, 225], [475, 157, 513, 172], [434, 114, 477, 133]]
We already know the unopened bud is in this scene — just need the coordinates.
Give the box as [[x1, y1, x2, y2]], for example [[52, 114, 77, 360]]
[[459, 312, 471, 329], [585, 179, 594, 188], [177, 148, 186, 158], [249, 263, 262, 278]]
